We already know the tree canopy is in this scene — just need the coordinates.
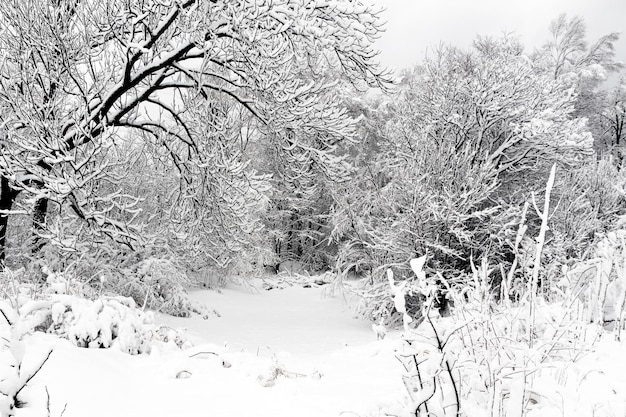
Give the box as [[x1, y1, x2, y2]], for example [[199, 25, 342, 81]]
[[0, 0, 392, 265]]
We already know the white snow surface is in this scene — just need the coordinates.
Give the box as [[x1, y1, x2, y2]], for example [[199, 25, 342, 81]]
[[14, 281, 406, 417], [159, 282, 376, 357], [7, 278, 626, 417]]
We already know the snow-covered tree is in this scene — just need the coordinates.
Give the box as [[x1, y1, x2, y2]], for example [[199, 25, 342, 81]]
[[543, 14, 621, 81], [255, 82, 383, 273], [332, 35, 594, 284], [260, 138, 348, 272], [0, 0, 392, 265], [536, 14, 623, 153], [599, 78, 626, 154], [408, 36, 593, 175]]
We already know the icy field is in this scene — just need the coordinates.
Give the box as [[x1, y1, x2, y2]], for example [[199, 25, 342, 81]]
[[8, 279, 626, 417]]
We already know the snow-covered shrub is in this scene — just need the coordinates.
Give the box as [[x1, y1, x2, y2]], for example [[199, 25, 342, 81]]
[[351, 277, 427, 325], [331, 134, 511, 277], [8, 295, 155, 354], [549, 155, 626, 265], [392, 259, 460, 416], [260, 271, 332, 291], [188, 266, 230, 289], [1, 256, 207, 327], [394, 257, 598, 417], [561, 229, 626, 330], [0, 268, 193, 355], [0, 266, 83, 310], [1, 281, 194, 414], [106, 257, 201, 317]]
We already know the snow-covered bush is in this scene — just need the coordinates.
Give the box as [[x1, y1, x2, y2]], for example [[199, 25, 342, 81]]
[[391, 259, 460, 416], [351, 276, 428, 325], [433, 193, 615, 416], [0, 267, 195, 356], [549, 155, 626, 264], [2, 255, 207, 319], [0, 274, 193, 414], [261, 271, 332, 291], [331, 132, 511, 278], [2, 293, 155, 355], [29, 296, 154, 354], [106, 257, 202, 318], [561, 229, 626, 330], [393, 257, 599, 417]]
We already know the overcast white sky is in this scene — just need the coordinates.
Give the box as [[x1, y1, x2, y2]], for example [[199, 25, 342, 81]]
[[369, 0, 626, 73]]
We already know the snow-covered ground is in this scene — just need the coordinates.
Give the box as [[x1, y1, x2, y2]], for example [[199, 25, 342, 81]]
[[13, 281, 405, 417], [7, 278, 626, 417]]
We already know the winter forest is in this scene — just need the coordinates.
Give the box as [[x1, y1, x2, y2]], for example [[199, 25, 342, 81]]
[[1, 0, 626, 416]]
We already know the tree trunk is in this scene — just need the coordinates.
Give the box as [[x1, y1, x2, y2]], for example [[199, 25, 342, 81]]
[[32, 192, 49, 256], [0, 176, 19, 265]]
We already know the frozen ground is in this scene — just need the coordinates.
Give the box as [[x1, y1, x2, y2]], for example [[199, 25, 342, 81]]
[[8, 278, 626, 417]]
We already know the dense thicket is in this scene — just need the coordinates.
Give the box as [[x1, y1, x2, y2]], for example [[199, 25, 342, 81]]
[[0, 5, 624, 323], [324, 18, 624, 318]]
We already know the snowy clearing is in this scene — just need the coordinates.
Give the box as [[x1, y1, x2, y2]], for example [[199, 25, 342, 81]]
[[3, 278, 625, 417], [1, 2, 624, 417], [13, 281, 404, 417]]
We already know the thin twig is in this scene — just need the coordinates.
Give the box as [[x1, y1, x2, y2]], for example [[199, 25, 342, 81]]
[[0, 305, 12, 325], [14, 349, 53, 399], [416, 377, 438, 412], [407, 339, 429, 417], [188, 351, 219, 358], [426, 312, 461, 416]]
